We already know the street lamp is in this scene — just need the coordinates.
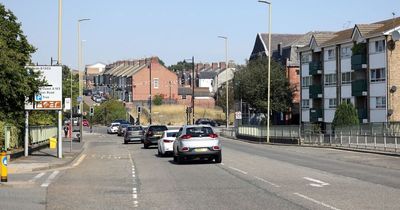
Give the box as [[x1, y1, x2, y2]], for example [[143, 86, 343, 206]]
[[184, 57, 195, 124], [77, 18, 90, 142], [218, 36, 229, 128], [258, 0, 272, 143], [56, 0, 62, 158]]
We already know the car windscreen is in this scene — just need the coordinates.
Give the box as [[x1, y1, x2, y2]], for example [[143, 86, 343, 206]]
[[121, 124, 129, 128], [127, 126, 142, 131], [186, 127, 214, 137], [149, 126, 168, 132], [166, 132, 178, 137]]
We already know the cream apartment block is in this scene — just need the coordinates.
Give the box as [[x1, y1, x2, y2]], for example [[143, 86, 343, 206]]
[[299, 17, 400, 125]]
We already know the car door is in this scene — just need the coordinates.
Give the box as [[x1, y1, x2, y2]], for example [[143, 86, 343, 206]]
[[173, 127, 183, 154]]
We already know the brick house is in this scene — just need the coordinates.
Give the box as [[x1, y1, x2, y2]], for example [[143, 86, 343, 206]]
[[85, 62, 106, 90]]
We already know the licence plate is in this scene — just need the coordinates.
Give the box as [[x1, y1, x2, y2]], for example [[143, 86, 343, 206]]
[[194, 148, 208, 152]]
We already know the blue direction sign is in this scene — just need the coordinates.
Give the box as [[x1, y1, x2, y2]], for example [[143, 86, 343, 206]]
[[35, 94, 43, 101], [2, 156, 7, 166]]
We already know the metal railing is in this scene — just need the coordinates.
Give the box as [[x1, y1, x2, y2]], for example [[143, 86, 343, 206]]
[[236, 125, 300, 139], [29, 126, 57, 145]]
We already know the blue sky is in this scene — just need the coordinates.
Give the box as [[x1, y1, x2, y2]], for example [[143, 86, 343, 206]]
[[1, 0, 398, 68]]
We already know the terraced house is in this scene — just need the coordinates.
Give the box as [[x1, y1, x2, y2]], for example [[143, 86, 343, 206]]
[[299, 17, 400, 127]]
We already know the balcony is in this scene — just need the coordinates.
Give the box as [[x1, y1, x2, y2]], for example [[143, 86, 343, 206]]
[[351, 54, 367, 71], [310, 108, 323, 122], [351, 79, 368, 97], [357, 108, 368, 122], [309, 85, 323, 99], [309, 61, 322, 75]]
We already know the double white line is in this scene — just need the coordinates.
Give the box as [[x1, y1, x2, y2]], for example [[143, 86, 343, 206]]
[[41, 171, 60, 188]]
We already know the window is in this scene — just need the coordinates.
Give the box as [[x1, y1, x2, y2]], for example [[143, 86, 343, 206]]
[[341, 46, 351, 58], [342, 98, 351, 104], [375, 40, 385, 53], [301, 99, 310, 109], [301, 54, 311, 63], [329, 98, 337, 108], [327, 49, 335, 60], [301, 76, 312, 87], [153, 78, 159, 89], [376, 97, 386, 108], [370, 68, 386, 82], [341, 72, 352, 84], [324, 74, 337, 86]]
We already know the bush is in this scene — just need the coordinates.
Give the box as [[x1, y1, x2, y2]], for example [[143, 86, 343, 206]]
[[333, 102, 359, 128], [153, 94, 164, 106], [0, 121, 21, 150], [92, 100, 126, 125]]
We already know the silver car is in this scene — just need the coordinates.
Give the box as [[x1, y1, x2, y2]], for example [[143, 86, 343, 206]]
[[173, 125, 221, 164], [124, 126, 144, 144]]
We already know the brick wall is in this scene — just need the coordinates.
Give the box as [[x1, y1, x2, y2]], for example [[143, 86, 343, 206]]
[[387, 38, 400, 121], [177, 96, 215, 108]]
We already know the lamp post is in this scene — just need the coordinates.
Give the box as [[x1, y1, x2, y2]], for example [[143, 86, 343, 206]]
[[56, 0, 62, 158], [77, 18, 90, 142], [218, 36, 229, 128], [183, 57, 195, 124], [258, 0, 272, 143]]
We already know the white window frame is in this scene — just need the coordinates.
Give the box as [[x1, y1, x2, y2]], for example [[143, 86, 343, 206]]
[[341, 72, 352, 85], [329, 98, 337, 108], [375, 40, 385, 53], [324, 74, 337, 86], [153, 78, 159, 89], [376, 97, 386, 109], [301, 99, 310, 109], [342, 98, 351, 104], [341, 46, 351, 58], [301, 54, 311, 63], [301, 76, 312, 88], [327, 49, 336, 60], [370, 68, 386, 83]]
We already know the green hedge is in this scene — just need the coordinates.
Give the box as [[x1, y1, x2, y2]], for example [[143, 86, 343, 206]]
[[0, 121, 21, 150]]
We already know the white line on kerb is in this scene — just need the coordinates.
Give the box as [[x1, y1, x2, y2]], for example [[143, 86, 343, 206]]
[[228, 166, 248, 175], [294, 193, 341, 210], [254, 176, 280, 188], [41, 170, 60, 187], [29, 172, 46, 183], [72, 154, 87, 167]]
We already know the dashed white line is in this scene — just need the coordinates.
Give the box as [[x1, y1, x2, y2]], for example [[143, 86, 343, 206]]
[[304, 177, 330, 187], [41, 170, 60, 188], [128, 152, 139, 208], [294, 193, 341, 210], [72, 154, 87, 167], [228, 166, 248, 175], [254, 176, 280, 188], [29, 172, 46, 183]]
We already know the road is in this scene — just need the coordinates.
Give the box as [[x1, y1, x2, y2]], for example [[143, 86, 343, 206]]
[[1, 126, 400, 209]]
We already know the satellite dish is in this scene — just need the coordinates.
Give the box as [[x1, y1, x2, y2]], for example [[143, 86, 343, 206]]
[[388, 109, 394, 116], [390, 85, 397, 93], [388, 40, 396, 51], [392, 30, 400, 41]]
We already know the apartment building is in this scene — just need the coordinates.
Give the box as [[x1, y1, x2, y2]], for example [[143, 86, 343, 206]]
[[299, 17, 400, 126]]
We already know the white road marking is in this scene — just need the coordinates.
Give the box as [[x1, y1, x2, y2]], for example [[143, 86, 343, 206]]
[[228, 166, 248, 175], [221, 163, 225, 165], [72, 154, 87, 167], [128, 152, 138, 208], [29, 172, 46, 183], [254, 176, 280, 188], [304, 177, 330, 187], [41, 170, 60, 187], [294, 193, 341, 210], [133, 194, 137, 199]]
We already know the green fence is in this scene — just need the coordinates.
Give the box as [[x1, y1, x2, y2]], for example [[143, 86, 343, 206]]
[[29, 126, 57, 145]]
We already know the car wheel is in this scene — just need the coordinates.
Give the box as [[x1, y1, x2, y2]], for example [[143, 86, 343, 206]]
[[124, 140, 128, 144], [214, 153, 222, 163], [158, 148, 162, 156], [173, 155, 178, 162], [177, 155, 184, 164], [144, 143, 149, 149]]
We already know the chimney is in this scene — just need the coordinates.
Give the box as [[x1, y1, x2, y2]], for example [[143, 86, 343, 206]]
[[151, 56, 159, 64], [278, 42, 283, 56], [219, 62, 226, 70], [204, 63, 211, 69], [124, 60, 129, 66], [196, 63, 204, 71], [212, 62, 218, 70], [139, 59, 145, 66]]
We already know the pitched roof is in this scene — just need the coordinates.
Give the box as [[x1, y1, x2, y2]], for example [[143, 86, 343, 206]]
[[312, 32, 336, 46], [321, 28, 353, 46], [199, 71, 217, 79], [260, 33, 304, 52]]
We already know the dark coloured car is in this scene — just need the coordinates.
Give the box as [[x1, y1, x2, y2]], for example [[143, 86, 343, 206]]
[[124, 126, 144, 144], [195, 118, 220, 127], [143, 125, 168, 149], [113, 119, 130, 124], [117, 124, 130, 136]]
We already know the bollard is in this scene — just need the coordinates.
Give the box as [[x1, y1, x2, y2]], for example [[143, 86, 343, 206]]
[[364, 133, 367, 149], [395, 133, 398, 152], [1, 151, 7, 182], [374, 133, 377, 149], [384, 133, 387, 151]]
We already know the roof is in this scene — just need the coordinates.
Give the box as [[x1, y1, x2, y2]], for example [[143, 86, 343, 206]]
[[260, 33, 304, 52], [178, 87, 212, 97], [321, 28, 353, 46], [312, 32, 336, 46], [199, 71, 218, 79]]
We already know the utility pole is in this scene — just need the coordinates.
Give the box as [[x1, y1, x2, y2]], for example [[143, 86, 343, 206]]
[[149, 62, 152, 125], [192, 56, 195, 125], [57, 0, 63, 158]]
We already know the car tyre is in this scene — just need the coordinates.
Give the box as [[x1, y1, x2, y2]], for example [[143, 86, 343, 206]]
[[177, 155, 184, 164], [158, 148, 162, 156], [173, 155, 178, 162], [144, 143, 149, 149], [214, 153, 222, 163], [124, 140, 128, 144]]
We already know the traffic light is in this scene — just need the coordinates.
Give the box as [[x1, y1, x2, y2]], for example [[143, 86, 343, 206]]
[[89, 106, 94, 116], [137, 106, 141, 114]]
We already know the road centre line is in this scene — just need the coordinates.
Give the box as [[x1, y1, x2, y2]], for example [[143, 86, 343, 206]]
[[29, 172, 46, 183], [254, 176, 280, 188], [72, 154, 87, 167], [228, 166, 248, 175], [294, 193, 341, 210], [41, 170, 60, 187]]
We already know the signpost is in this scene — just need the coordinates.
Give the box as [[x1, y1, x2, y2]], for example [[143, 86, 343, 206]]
[[24, 66, 63, 158]]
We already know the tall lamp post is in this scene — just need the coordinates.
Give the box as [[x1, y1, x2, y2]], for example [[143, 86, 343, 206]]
[[77, 18, 90, 142], [56, 0, 63, 158], [258, 0, 272, 143], [218, 36, 229, 128]]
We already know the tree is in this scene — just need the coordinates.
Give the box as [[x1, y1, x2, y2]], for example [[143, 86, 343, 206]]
[[92, 100, 126, 125], [332, 102, 359, 128], [153, 94, 163, 106], [0, 4, 45, 126], [234, 57, 293, 118], [216, 82, 234, 114], [168, 60, 194, 73]]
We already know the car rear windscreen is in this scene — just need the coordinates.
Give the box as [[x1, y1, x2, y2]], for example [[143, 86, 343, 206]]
[[127, 126, 142, 131], [149, 126, 168, 132], [166, 132, 178, 137], [186, 127, 214, 137]]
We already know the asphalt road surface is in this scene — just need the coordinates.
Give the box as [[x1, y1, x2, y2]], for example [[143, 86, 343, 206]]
[[1, 126, 400, 210]]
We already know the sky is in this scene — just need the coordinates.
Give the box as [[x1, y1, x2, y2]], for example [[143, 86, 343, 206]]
[[1, 0, 398, 69]]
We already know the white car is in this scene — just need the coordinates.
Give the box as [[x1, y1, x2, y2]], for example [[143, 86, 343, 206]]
[[107, 123, 120, 134], [173, 125, 221, 164], [157, 129, 179, 156]]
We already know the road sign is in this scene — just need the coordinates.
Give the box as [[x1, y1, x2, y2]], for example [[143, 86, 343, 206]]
[[24, 66, 63, 110], [65, 98, 71, 110], [235, 111, 242, 120], [2, 157, 7, 166]]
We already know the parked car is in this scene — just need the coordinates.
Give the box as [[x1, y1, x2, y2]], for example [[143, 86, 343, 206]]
[[113, 119, 130, 124], [82, 119, 89, 127], [173, 125, 221, 164], [195, 118, 220, 127], [143, 125, 168, 149], [117, 123, 130, 136], [107, 123, 120, 134], [124, 125, 144, 144], [157, 129, 179, 156]]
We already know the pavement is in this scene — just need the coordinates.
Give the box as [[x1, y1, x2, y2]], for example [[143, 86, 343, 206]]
[[8, 135, 85, 174]]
